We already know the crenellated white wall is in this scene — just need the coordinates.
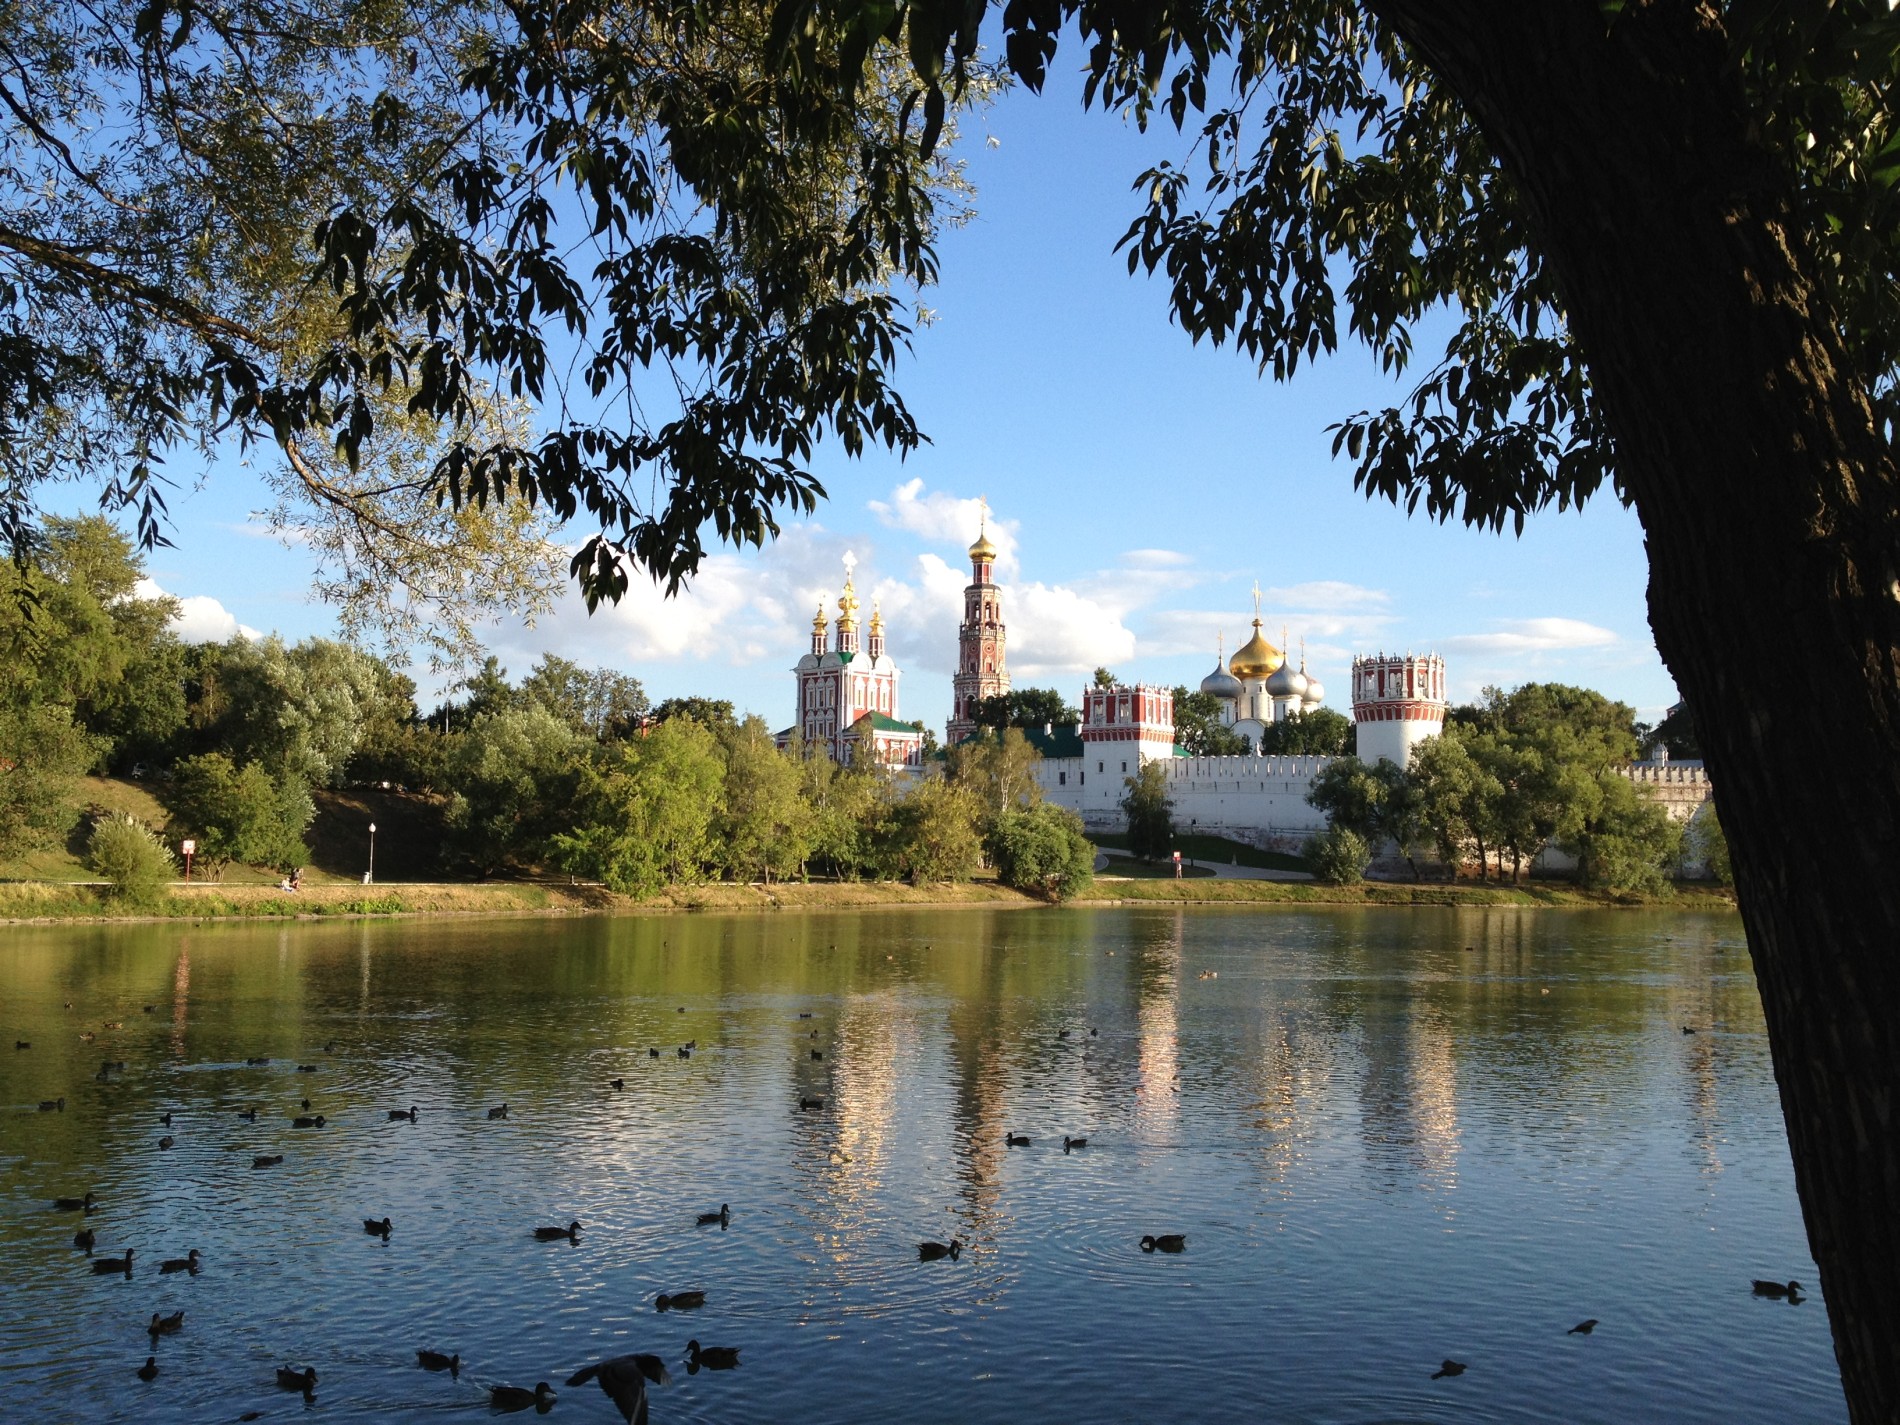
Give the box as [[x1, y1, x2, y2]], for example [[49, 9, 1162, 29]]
[[1038, 751, 1337, 846]]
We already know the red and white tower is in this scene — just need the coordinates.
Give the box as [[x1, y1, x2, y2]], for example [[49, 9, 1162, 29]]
[[946, 501, 1009, 745], [1351, 652, 1447, 767]]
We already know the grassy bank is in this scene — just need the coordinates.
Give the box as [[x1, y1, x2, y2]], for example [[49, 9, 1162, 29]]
[[0, 880, 609, 924], [1083, 878, 1737, 909], [0, 871, 1734, 924]]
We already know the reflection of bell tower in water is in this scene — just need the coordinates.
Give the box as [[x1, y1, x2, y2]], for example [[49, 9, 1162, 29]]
[[946, 499, 1009, 746]]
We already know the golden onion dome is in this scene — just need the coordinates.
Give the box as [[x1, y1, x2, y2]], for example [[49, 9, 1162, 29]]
[[968, 529, 999, 563], [869, 604, 884, 636], [1229, 619, 1283, 681], [837, 576, 859, 624], [811, 603, 829, 634]]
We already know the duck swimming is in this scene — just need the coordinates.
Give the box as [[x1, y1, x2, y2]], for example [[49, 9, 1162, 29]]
[[291, 1114, 325, 1128], [91, 1248, 134, 1275], [252, 1154, 283, 1169], [137, 1355, 159, 1382], [918, 1239, 962, 1262], [656, 1290, 706, 1311], [157, 1135, 174, 1150], [1140, 1234, 1186, 1253], [416, 1349, 460, 1376], [1752, 1279, 1804, 1300], [1432, 1359, 1467, 1379], [1568, 1319, 1598, 1335], [533, 1220, 581, 1242], [159, 1249, 200, 1274], [696, 1204, 730, 1227], [237, 1108, 258, 1122], [388, 1106, 417, 1122], [73, 1228, 95, 1253], [148, 1309, 184, 1336], [685, 1340, 740, 1370], [365, 1217, 392, 1238], [53, 1191, 97, 1213], [1005, 1132, 1030, 1147], [488, 1104, 509, 1119], [489, 1381, 555, 1411], [1063, 1136, 1088, 1152], [799, 1096, 824, 1110], [38, 1097, 64, 1112], [276, 1366, 318, 1393]]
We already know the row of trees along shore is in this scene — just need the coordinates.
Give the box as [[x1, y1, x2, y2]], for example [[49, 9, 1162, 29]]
[[0, 519, 1092, 901]]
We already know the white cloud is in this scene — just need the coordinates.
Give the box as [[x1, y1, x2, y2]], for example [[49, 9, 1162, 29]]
[[1010, 582, 1138, 681], [1442, 617, 1618, 656], [867, 477, 1018, 572], [1122, 548, 1195, 570], [136, 577, 261, 643]]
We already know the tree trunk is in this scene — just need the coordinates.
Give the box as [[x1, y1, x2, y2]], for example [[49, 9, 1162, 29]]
[[1379, 3, 1900, 1417]]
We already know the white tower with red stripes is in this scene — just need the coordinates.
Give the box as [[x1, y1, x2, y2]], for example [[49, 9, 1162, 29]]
[[1350, 652, 1447, 767]]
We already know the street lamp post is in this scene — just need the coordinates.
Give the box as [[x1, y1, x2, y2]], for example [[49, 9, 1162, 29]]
[[367, 823, 377, 885]]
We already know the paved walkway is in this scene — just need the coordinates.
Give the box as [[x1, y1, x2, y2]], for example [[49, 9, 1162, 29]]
[[1093, 853, 1313, 883]]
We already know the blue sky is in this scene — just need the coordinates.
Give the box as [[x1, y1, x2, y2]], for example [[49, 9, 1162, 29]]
[[133, 73, 1672, 732]]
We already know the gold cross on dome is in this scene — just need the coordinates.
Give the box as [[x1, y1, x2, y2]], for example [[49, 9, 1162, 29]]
[[1252, 581, 1262, 619], [978, 494, 988, 533]]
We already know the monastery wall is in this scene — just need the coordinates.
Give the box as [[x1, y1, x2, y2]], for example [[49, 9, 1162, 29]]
[[1041, 752, 1712, 859]]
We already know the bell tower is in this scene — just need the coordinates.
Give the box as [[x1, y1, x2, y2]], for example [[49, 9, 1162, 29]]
[[947, 498, 1009, 745]]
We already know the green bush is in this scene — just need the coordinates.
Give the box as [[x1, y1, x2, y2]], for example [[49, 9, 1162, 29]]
[[86, 815, 176, 905], [1303, 825, 1371, 885], [989, 804, 1095, 902]]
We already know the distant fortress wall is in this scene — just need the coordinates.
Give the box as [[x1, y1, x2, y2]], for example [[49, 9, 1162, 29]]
[[1038, 750, 1713, 857]]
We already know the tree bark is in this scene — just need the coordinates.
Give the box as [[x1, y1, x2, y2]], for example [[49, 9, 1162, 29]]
[[1375, 2, 1900, 1417]]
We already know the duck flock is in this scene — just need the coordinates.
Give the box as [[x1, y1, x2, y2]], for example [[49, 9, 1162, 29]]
[[13, 978, 1820, 1422]]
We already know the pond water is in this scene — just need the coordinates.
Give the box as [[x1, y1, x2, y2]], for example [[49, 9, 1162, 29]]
[[0, 906, 1844, 1423]]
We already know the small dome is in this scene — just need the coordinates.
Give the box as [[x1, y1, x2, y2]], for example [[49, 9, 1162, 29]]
[[1302, 676, 1326, 705], [969, 529, 998, 563], [1230, 619, 1282, 681], [1201, 660, 1243, 701], [1266, 658, 1308, 699]]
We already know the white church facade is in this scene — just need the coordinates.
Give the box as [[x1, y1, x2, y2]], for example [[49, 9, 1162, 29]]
[[775, 555, 926, 769]]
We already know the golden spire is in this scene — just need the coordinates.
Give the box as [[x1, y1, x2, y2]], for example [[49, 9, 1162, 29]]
[[812, 602, 828, 634], [869, 601, 884, 636], [837, 550, 860, 625], [968, 495, 999, 562]]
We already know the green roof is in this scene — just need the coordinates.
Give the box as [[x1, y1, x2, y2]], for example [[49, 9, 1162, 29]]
[[853, 712, 923, 735], [1023, 724, 1084, 759]]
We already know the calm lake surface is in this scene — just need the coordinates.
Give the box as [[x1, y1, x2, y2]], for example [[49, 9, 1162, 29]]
[[0, 906, 1844, 1423]]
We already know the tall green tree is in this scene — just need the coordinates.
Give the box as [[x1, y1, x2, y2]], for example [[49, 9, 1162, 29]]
[[553, 718, 725, 894], [1119, 761, 1174, 861], [441, 704, 586, 876], [947, 728, 1044, 836], [866, 776, 982, 883], [989, 804, 1095, 901], [715, 717, 811, 883], [160, 755, 315, 877]]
